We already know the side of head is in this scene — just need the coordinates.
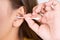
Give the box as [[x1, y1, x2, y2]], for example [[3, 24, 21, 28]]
[[0, 0, 41, 40]]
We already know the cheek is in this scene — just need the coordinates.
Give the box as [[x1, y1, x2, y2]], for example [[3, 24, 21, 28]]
[[0, 9, 13, 38], [0, 2, 13, 38]]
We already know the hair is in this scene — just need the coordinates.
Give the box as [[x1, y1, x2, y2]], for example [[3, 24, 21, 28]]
[[10, 0, 42, 40]]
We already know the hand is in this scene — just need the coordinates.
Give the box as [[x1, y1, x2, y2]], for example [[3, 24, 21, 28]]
[[24, 0, 60, 40]]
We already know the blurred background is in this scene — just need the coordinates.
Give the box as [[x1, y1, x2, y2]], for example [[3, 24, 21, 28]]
[[37, 0, 60, 4]]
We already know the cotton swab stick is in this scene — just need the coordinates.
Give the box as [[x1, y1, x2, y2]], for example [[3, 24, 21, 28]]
[[17, 16, 41, 20]]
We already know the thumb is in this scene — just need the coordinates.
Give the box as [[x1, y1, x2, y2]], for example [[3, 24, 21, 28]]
[[24, 14, 51, 40], [39, 24, 52, 40]]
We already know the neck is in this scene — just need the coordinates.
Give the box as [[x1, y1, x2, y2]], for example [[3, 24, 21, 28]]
[[2, 27, 19, 40]]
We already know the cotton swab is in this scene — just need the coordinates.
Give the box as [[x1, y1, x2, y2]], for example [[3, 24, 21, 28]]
[[17, 16, 41, 20]]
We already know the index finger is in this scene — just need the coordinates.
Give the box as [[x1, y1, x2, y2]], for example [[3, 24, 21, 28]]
[[46, 0, 57, 5], [32, 3, 46, 15]]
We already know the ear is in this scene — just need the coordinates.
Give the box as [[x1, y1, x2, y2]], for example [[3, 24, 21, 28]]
[[13, 6, 25, 27]]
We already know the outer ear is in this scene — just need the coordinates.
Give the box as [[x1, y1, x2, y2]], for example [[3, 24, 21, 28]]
[[13, 6, 25, 27]]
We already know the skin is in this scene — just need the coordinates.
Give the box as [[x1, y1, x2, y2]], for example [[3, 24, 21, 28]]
[[1, 0, 60, 40], [0, 0, 25, 40], [24, 0, 60, 40]]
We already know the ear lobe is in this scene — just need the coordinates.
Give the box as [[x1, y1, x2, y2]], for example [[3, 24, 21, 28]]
[[13, 17, 24, 27]]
